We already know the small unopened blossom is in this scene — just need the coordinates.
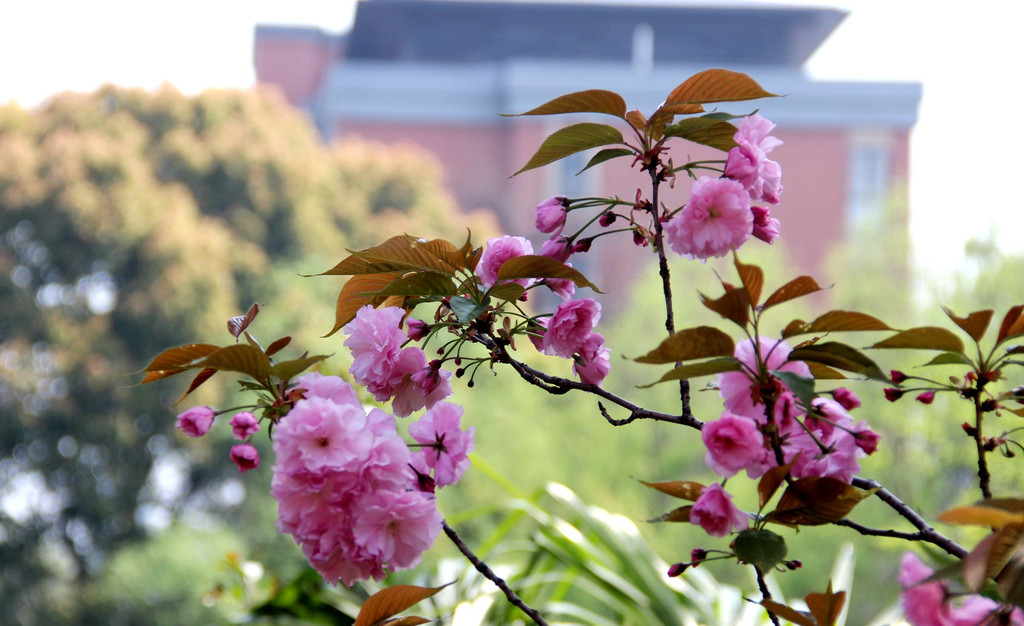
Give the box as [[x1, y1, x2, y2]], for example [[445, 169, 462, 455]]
[[891, 370, 909, 384], [230, 444, 260, 473], [407, 318, 430, 341], [832, 387, 861, 410], [665, 176, 753, 260], [751, 206, 780, 244], [599, 211, 616, 227], [176, 406, 215, 438], [666, 562, 689, 577], [633, 227, 649, 247], [916, 391, 936, 405], [535, 196, 568, 234], [690, 483, 748, 537], [884, 388, 904, 402], [572, 238, 593, 254], [477, 235, 535, 288], [230, 411, 260, 440], [852, 421, 881, 455]]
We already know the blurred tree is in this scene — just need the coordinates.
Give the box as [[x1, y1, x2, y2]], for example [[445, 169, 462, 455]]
[[0, 84, 496, 622]]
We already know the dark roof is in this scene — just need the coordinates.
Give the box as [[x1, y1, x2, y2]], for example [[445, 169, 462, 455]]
[[346, 0, 845, 67]]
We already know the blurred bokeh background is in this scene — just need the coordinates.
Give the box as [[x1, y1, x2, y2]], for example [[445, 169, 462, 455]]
[[2, 1, 1022, 623]]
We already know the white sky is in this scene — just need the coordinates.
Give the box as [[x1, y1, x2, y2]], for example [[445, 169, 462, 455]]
[[1, 0, 1022, 277]]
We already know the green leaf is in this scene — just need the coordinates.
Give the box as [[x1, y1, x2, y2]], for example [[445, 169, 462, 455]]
[[873, 327, 966, 353], [662, 117, 739, 151], [507, 89, 627, 118], [513, 123, 625, 176], [270, 355, 329, 383], [578, 147, 635, 174], [197, 344, 272, 381], [633, 326, 735, 364], [495, 255, 602, 292], [639, 357, 742, 387], [663, 69, 779, 106], [788, 342, 887, 381], [733, 529, 788, 571], [487, 282, 527, 302], [763, 275, 824, 309], [943, 307, 994, 342], [353, 584, 450, 626], [448, 296, 489, 323], [374, 271, 457, 297], [921, 351, 974, 367], [772, 369, 816, 410], [789, 310, 894, 335]]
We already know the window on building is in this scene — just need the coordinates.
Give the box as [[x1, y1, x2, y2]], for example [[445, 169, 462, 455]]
[[846, 131, 892, 229]]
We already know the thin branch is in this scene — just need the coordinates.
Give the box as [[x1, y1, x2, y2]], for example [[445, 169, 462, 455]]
[[754, 566, 781, 626], [849, 478, 967, 559], [442, 520, 548, 626]]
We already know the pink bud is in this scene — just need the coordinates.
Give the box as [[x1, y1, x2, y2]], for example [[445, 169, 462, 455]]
[[230, 444, 259, 473], [407, 319, 430, 341], [832, 387, 861, 410], [890, 370, 908, 384], [915, 391, 936, 405], [884, 388, 904, 402], [176, 406, 215, 438], [599, 211, 616, 227], [667, 562, 689, 577]]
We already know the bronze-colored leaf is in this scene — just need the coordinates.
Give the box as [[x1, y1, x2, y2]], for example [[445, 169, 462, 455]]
[[639, 479, 705, 501], [174, 367, 217, 405], [943, 307, 994, 342], [381, 618, 430, 626], [937, 505, 1024, 529], [763, 276, 823, 309], [374, 271, 457, 298], [634, 326, 735, 364], [639, 357, 743, 387], [788, 342, 887, 380], [354, 584, 450, 626], [625, 109, 647, 131], [508, 89, 627, 118], [265, 336, 291, 357], [806, 362, 847, 380], [963, 532, 999, 592], [767, 477, 875, 526], [998, 305, 1024, 343], [228, 302, 260, 338], [734, 256, 764, 307], [760, 600, 816, 626], [139, 343, 220, 384], [872, 327, 966, 353], [316, 235, 462, 277], [664, 69, 779, 105], [806, 581, 846, 626], [513, 123, 625, 176], [648, 505, 693, 523], [699, 288, 750, 326], [197, 345, 272, 382], [495, 255, 601, 292], [795, 310, 894, 335], [325, 273, 402, 337], [270, 355, 329, 383], [758, 458, 797, 510], [782, 319, 809, 338], [662, 117, 739, 152]]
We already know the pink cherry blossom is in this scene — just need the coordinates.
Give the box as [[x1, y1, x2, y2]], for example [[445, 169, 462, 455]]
[[408, 402, 475, 488], [573, 332, 611, 385], [831, 387, 861, 410], [352, 489, 442, 571], [719, 337, 811, 422], [539, 236, 573, 263], [477, 235, 534, 288], [176, 406, 215, 438], [230, 444, 260, 473], [274, 396, 373, 472], [899, 553, 953, 625], [725, 113, 783, 204], [665, 176, 753, 260], [294, 371, 361, 407], [690, 483, 748, 537], [230, 411, 260, 440], [702, 413, 766, 478], [344, 305, 409, 398], [542, 298, 601, 358], [535, 196, 568, 234]]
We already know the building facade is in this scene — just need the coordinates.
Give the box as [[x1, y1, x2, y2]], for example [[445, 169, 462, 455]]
[[254, 0, 920, 303]]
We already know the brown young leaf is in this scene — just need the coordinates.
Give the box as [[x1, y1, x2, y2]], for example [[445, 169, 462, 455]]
[[374, 271, 458, 298], [872, 327, 966, 353], [317, 235, 462, 277], [767, 477, 875, 526], [625, 109, 647, 131], [788, 342, 887, 380], [496, 255, 602, 292], [699, 288, 750, 326], [763, 276, 823, 309], [265, 336, 291, 357], [639, 479, 705, 501], [270, 355, 329, 384], [796, 310, 894, 335], [325, 272, 402, 337], [963, 532, 1000, 592], [806, 362, 847, 380], [196, 344, 272, 382], [937, 505, 1024, 529], [758, 457, 798, 510], [139, 343, 220, 384], [174, 367, 218, 405], [998, 305, 1024, 343], [639, 357, 743, 387], [760, 600, 817, 626], [664, 69, 779, 105], [228, 302, 260, 339], [805, 581, 846, 626], [943, 307, 994, 342], [648, 505, 693, 523], [634, 326, 736, 364], [380, 618, 430, 626], [354, 584, 450, 626], [734, 256, 764, 307], [508, 89, 627, 118]]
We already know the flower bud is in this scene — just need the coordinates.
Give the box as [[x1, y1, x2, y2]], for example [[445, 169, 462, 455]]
[[832, 387, 861, 410], [890, 370, 908, 384], [535, 196, 568, 234], [915, 391, 936, 405], [667, 562, 689, 578], [962, 422, 978, 437], [690, 548, 708, 563], [784, 559, 803, 570], [981, 399, 998, 413], [599, 211, 616, 227], [884, 388, 904, 402], [407, 318, 430, 341]]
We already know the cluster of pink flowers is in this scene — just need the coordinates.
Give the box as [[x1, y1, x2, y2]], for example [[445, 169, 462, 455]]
[[689, 337, 880, 538], [344, 305, 453, 417], [532, 297, 611, 385], [272, 372, 473, 586], [900, 552, 1023, 625], [174, 405, 262, 473], [665, 114, 783, 260]]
